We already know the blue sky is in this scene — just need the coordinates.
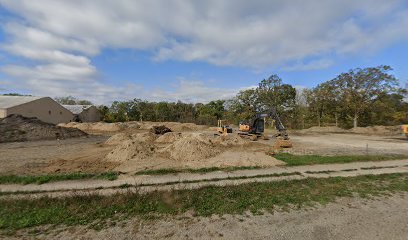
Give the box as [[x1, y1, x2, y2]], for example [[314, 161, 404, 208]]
[[0, 0, 408, 104]]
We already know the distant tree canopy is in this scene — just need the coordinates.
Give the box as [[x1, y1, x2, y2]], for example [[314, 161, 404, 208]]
[[306, 65, 405, 128], [55, 96, 93, 105], [1, 93, 32, 96], [55, 66, 408, 128]]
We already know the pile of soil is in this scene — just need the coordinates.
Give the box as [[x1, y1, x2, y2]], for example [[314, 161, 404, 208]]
[[59, 122, 128, 133], [105, 132, 157, 145], [150, 125, 172, 135], [140, 122, 207, 132], [104, 140, 157, 162], [59, 121, 207, 134], [155, 132, 183, 143], [216, 134, 246, 146], [298, 126, 348, 134], [0, 114, 87, 143], [350, 125, 401, 135], [164, 134, 221, 162], [105, 132, 247, 164]]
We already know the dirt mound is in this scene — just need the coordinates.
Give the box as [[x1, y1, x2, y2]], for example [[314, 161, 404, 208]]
[[0, 114, 87, 143], [105, 132, 157, 145], [208, 127, 218, 131], [105, 140, 156, 162], [155, 132, 183, 143], [150, 125, 172, 135], [137, 121, 207, 132], [59, 122, 127, 133], [170, 123, 200, 132], [105, 133, 133, 145], [215, 134, 246, 146], [165, 134, 221, 161], [350, 125, 401, 135], [299, 126, 347, 134], [59, 121, 207, 134]]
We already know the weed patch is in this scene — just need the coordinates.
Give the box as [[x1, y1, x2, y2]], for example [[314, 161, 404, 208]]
[[273, 153, 407, 166], [0, 172, 119, 185]]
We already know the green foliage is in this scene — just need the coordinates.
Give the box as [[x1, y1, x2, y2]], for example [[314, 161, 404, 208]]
[[273, 153, 408, 166], [257, 74, 296, 113], [0, 173, 407, 230], [0, 172, 119, 185], [90, 66, 407, 129], [305, 66, 404, 128], [1, 93, 32, 96], [55, 96, 93, 105]]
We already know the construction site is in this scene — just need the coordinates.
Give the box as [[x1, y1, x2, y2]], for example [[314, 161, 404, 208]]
[[1, 115, 407, 176], [1, 1, 408, 239], [0, 108, 408, 239]]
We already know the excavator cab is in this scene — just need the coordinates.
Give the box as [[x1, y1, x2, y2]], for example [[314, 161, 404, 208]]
[[250, 118, 265, 134], [238, 109, 292, 148]]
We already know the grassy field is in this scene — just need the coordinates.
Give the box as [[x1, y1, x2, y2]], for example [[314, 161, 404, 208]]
[[0, 173, 407, 232], [273, 153, 407, 166], [0, 172, 118, 185]]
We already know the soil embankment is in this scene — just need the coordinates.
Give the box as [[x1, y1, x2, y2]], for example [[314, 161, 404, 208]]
[[0, 115, 87, 143]]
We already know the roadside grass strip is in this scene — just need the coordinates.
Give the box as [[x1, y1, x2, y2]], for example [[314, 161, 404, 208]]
[[0, 173, 407, 231], [0, 172, 118, 185], [273, 153, 408, 166]]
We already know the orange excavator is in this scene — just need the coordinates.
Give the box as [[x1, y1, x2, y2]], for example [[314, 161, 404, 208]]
[[238, 109, 292, 148]]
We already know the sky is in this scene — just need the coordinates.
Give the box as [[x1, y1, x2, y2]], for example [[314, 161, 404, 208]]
[[0, 0, 408, 104]]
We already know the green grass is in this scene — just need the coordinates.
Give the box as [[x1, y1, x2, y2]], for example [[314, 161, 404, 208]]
[[0, 172, 119, 185], [0, 173, 407, 231], [273, 153, 408, 166], [135, 166, 262, 175]]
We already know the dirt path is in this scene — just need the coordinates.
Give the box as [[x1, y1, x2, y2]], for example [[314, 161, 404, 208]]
[[9, 193, 408, 240], [1, 159, 407, 198], [0, 136, 116, 175], [288, 133, 408, 155]]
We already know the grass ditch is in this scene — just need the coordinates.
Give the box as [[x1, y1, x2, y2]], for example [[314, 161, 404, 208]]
[[0, 172, 119, 185], [0, 173, 407, 231], [135, 166, 262, 175], [273, 153, 408, 166]]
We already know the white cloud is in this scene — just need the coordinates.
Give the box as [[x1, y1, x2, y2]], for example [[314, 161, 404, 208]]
[[0, 0, 408, 103], [282, 59, 335, 71], [3, 45, 90, 66], [148, 79, 239, 103]]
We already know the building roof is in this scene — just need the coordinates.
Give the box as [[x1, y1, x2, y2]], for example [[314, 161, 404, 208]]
[[62, 105, 93, 114], [0, 96, 44, 109]]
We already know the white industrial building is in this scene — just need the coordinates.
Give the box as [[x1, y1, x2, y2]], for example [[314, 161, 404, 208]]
[[0, 96, 74, 124], [63, 105, 102, 122]]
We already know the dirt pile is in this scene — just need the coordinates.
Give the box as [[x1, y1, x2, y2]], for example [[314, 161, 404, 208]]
[[350, 125, 401, 135], [105, 132, 247, 164], [298, 126, 348, 134], [139, 121, 207, 132], [105, 132, 157, 145], [216, 134, 246, 146], [165, 134, 220, 162], [105, 140, 157, 162], [59, 121, 208, 134], [0, 114, 87, 143], [59, 122, 129, 133], [155, 132, 183, 143], [150, 125, 172, 135]]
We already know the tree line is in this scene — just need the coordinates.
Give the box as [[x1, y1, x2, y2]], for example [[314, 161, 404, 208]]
[[55, 65, 408, 128]]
